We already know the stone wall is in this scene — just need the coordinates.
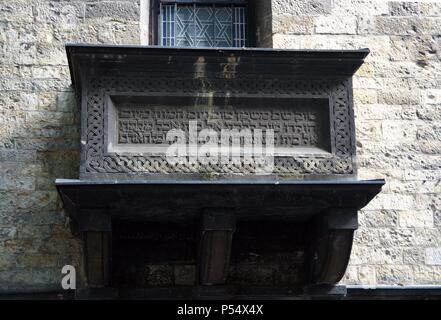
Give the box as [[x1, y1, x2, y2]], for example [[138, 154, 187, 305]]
[[272, 0, 441, 285], [0, 0, 440, 292], [0, 0, 140, 292]]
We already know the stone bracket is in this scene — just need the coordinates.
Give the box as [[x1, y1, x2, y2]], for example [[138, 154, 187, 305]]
[[83, 230, 111, 288], [197, 209, 236, 286], [307, 208, 358, 285], [77, 209, 112, 291]]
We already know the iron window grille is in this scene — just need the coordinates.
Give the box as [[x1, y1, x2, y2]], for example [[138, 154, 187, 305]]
[[159, 0, 248, 48]]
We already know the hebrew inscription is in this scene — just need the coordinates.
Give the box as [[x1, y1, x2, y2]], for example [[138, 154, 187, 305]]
[[117, 108, 321, 147], [109, 95, 331, 157]]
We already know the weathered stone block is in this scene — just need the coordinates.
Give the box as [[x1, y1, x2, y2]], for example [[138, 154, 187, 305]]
[[272, 0, 333, 16], [0, 267, 62, 292], [113, 22, 140, 44], [35, 43, 68, 66], [414, 18, 441, 35], [398, 210, 434, 228], [375, 16, 416, 35], [332, 0, 389, 16], [377, 265, 414, 284], [273, 15, 314, 34], [387, 180, 441, 194], [413, 227, 441, 246], [86, 2, 139, 21], [389, 35, 439, 62], [357, 16, 376, 35], [416, 106, 441, 122], [413, 265, 439, 284], [378, 227, 416, 248], [403, 248, 425, 265], [0, 227, 17, 241], [358, 209, 398, 228], [355, 120, 382, 142], [389, 2, 419, 16], [0, 163, 39, 191], [315, 16, 357, 34], [389, 2, 441, 17], [0, 0, 34, 23], [32, 66, 69, 80], [371, 60, 422, 79], [17, 223, 53, 240], [416, 124, 441, 141], [36, 92, 58, 112], [34, 2, 85, 25], [354, 89, 378, 104], [350, 245, 403, 265], [416, 143, 441, 160], [425, 247, 441, 265], [358, 266, 377, 285], [381, 120, 417, 141], [355, 104, 405, 121], [404, 169, 441, 181], [17, 253, 58, 268], [353, 227, 381, 247]]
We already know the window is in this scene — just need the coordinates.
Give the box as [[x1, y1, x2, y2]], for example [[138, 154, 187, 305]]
[[156, 0, 249, 48]]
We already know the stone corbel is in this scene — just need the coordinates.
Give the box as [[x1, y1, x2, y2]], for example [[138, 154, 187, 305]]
[[76, 210, 117, 299], [197, 209, 236, 286], [307, 208, 358, 285]]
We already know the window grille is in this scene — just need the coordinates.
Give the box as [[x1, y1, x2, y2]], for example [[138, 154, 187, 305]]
[[160, 1, 248, 48]]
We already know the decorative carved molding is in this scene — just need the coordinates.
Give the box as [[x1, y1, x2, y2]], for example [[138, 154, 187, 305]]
[[84, 77, 354, 176]]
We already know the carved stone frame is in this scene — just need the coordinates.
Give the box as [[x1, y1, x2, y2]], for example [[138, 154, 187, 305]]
[[81, 75, 356, 180]]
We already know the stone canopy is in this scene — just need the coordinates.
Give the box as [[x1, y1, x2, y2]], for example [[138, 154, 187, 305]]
[[56, 44, 384, 299]]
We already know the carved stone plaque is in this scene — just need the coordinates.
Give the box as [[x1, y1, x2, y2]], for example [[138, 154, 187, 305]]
[[106, 95, 331, 156], [83, 76, 355, 177]]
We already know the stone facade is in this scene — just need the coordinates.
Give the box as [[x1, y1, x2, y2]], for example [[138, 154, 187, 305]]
[[0, 0, 140, 293], [0, 0, 440, 292], [271, 0, 441, 285]]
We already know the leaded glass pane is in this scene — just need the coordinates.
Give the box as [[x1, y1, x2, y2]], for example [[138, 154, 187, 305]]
[[160, 3, 247, 48], [175, 5, 194, 47], [194, 6, 214, 47], [214, 7, 232, 47]]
